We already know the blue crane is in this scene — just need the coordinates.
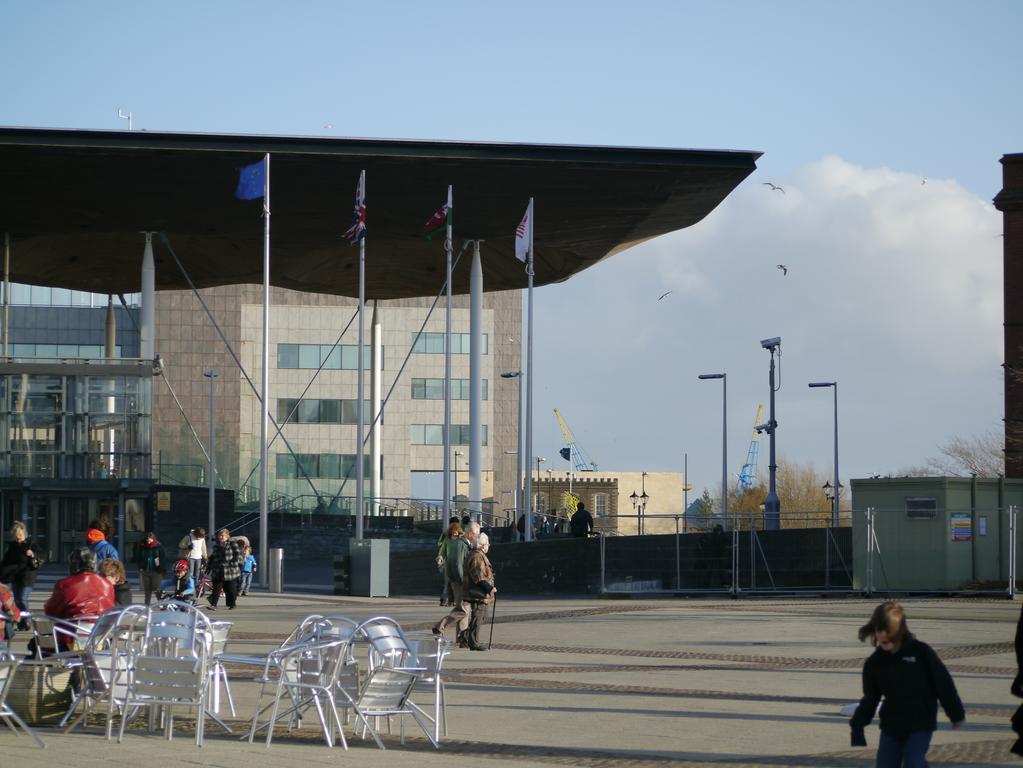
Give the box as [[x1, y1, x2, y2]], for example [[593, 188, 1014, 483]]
[[737, 404, 764, 492]]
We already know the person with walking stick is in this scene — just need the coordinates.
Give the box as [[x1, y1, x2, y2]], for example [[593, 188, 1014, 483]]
[[464, 530, 496, 651]]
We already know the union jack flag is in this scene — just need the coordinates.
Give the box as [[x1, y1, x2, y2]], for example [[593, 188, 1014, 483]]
[[342, 170, 366, 244]]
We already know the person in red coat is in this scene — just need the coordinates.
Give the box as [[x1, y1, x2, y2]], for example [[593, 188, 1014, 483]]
[[44, 546, 114, 621]]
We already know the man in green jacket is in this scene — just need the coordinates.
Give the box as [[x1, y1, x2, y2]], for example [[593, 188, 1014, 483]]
[[433, 521, 478, 641]]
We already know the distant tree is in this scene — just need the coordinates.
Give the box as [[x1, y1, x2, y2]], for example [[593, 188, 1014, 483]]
[[685, 488, 715, 529], [922, 429, 1004, 477], [722, 457, 838, 528]]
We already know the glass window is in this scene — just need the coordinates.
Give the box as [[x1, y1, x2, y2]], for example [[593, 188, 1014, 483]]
[[9, 284, 31, 305], [319, 453, 341, 479], [427, 379, 445, 399], [30, 285, 51, 305], [321, 346, 342, 369], [410, 424, 425, 444], [36, 344, 57, 357], [298, 345, 319, 369], [424, 424, 444, 445], [595, 493, 607, 517], [277, 399, 297, 423], [57, 344, 78, 357], [276, 454, 295, 479], [79, 345, 103, 358], [277, 344, 299, 369], [297, 400, 319, 423], [11, 344, 34, 356], [341, 399, 358, 424], [71, 289, 91, 306], [427, 333, 444, 354], [51, 288, 73, 306], [411, 379, 425, 399], [339, 346, 356, 369], [319, 399, 341, 424]]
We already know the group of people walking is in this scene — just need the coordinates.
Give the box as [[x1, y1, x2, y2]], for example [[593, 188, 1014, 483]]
[[0, 519, 257, 647], [433, 516, 496, 651]]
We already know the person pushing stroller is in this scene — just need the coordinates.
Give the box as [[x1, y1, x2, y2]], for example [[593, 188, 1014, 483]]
[[158, 559, 196, 602]]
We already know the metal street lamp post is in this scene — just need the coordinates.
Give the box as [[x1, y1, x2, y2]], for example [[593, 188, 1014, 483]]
[[453, 450, 464, 510], [203, 370, 218, 538], [535, 456, 546, 526], [760, 338, 782, 529], [809, 381, 840, 527], [630, 471, 650, 534], [500, 371, 524, 538], [698, 373, 727, 530]]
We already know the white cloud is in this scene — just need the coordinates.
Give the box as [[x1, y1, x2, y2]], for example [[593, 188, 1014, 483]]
[[532, 155, 1003, 493]]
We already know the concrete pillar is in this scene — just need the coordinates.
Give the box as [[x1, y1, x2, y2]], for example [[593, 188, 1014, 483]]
[[469, 242, 483, 516], [370, 301, 382, 515], [140, 232, 155, 360]]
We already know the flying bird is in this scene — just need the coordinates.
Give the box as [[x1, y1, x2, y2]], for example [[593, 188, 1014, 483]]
[[763, 182, 785, 194], [921, 178, 927, 185], [657, 291, 672, 301], [776, 264, 788, 275]]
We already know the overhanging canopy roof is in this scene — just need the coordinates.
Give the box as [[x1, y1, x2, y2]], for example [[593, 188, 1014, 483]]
[[0, 127, 760, 299]]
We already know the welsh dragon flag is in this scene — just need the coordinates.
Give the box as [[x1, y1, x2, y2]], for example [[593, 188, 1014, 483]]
[[424, 186, 452, 240]]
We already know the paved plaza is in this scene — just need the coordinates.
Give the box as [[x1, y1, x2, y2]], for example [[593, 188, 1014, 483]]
[[1, 587, 1021, 767]]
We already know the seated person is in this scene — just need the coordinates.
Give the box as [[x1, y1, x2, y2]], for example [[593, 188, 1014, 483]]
[[158, 559, 196, 601], [0, 581, 20, 648], [98, 558, 132, 606], [43, 547, 114, 651]]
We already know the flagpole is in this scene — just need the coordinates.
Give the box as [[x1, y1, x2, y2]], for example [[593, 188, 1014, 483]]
[[524, 198, 534, 543], [259, 152, 271, 585], [443, 185, 453, 522], [356, 170, 366, 541]]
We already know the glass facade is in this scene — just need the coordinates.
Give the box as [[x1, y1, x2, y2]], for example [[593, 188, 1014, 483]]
[[6, 283, 140, 308], [411, 378, 487, 400], [10, 343, 121, 358], [411, 333, 487, 354], [275, 453, 374, 480], [276, 343, 377, 370], [276, 398, 376, 425], [410, 424, 488, 446], [0, 362, 152, 480]]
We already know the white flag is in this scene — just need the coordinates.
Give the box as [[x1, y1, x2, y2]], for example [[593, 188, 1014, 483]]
[[514, 199, 532, 262]]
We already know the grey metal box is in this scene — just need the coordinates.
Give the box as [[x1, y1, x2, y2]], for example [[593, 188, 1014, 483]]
[[349, 539, 390, 597]]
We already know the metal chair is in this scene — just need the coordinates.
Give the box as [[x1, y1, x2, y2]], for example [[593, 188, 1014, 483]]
[[343, 665, 435, 749], [207, 620, 235, 716], [62, 605, 147, 738], [0, 653, 46, 748], [30, 614, 98, 661], [247, 635, 352, 749], [116, 601, 215, 745], [404, 631, 451, 743], [347, 617, 436, 749]]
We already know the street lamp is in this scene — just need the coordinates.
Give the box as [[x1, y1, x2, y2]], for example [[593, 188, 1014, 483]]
[[203, 370, 219, 538], [453, 450, 464, 508], [760, 337, 782, 529], [629, 471, 650, 534], [535, 456, 546, 520], [698, 373, 727, 530], [500, 371, 524, 536], [809, 381, 840, 527]]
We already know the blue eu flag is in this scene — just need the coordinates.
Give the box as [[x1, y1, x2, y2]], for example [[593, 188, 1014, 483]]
[[235, 160, 266, 200]]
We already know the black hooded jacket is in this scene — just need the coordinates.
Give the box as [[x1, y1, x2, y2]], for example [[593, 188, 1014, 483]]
[[850, 638, 964, 739]]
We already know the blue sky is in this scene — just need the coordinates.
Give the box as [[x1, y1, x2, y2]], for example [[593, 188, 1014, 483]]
[[2, 1, 1020, 499]]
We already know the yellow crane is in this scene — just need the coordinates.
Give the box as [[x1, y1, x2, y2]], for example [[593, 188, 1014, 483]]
[[553, 408, 597, 472]]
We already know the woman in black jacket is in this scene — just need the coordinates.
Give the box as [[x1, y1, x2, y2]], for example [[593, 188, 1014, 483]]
[[0, 522, 40, 629], [850, 601, 964, 767]]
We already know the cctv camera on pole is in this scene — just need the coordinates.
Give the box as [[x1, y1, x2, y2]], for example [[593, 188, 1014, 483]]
[[760, 337, 781, 529]]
